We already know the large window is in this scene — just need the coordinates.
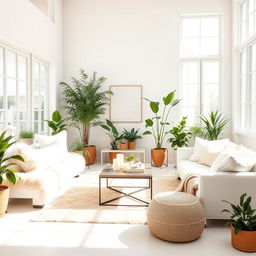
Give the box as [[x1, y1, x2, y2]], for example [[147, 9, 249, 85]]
[[0, 44, 29, 134], [238, 0, 256, 132], [180, 15, 222, 125], [0, 41, 49, 136]]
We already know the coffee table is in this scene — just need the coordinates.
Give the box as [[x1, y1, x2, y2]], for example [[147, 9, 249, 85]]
[[99, 166, 152, 207]]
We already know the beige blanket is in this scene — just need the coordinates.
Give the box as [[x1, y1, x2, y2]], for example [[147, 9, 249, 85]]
[[176, 174, 199, 195]]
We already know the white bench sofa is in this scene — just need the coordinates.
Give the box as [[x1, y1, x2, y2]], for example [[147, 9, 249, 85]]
[[4, 131, 85, 208], [177, 147, 256, 220]]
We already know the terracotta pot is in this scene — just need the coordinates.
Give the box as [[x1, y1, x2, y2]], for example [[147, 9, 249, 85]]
[[20, 138, 33, 145], [109, 152, 119, 163], [231, 225, 256, 252], [119, 143, 127, 150], [151, 148, 167, 167], [0, 185, 9, 216], [128, 141, 136, 150], [84, 145, 96, 165]]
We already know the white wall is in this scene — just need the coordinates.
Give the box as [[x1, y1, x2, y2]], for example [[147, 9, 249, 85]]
[[0, 0, 63, 113], [62, 0, 232, 162]]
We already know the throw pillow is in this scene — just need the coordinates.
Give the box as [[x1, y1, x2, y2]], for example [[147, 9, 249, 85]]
[[36, 130, 68, 156], [211, 147, 256, 172], [189, 137, 229, 162]]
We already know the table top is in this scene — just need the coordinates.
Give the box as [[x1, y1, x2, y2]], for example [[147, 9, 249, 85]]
[[100, 166, 152, 178], [101, 148, 145, 153]]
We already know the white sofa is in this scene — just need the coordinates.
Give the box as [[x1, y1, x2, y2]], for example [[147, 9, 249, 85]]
[[177, 147, 256, 220], [4, 131, 85, 208]]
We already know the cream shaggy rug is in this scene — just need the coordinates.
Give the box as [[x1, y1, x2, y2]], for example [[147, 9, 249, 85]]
[[32, 169, 179, 224]]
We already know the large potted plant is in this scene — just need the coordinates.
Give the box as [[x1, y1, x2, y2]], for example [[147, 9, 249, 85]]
[[19, 130, 34, 145], [100, 119, 124, 162], [200, 110, 229, 140], [60, 69, 112, 165], [123, 128, 142, 150], [45, 110, 67, 135], [0, 131, 24, 216], [167, 116, 191, 167], [143, 91, 180, 167], [222, 193, 256, 252]]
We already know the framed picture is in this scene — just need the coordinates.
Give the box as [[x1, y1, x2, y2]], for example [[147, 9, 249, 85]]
[[109, 85, 143, 123]]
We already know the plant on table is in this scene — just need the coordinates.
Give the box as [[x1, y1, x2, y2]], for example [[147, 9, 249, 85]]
[[45, 110, 67, 135], [0, 131, 24, 216], [200, 110, 229, 140], [19, 130, 34, 145], [122, 128, 142, 149], [60, 69, 112, 165], [143, 90, 181, 167], [222, 193, 256, 252]]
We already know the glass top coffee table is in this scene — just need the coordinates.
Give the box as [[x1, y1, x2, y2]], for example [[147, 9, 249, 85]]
[[99, 166, 152, 207]]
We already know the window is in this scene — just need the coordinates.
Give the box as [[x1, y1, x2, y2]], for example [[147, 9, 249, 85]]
[[240, 0, 256, 43], [0, 44, 29, 134], [33, 59, 48, 134], [238, 0, 256, 132], [180, 15, 222, 125]]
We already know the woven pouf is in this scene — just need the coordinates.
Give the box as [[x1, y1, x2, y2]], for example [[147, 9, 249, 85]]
[[147, 191, 205, 242]]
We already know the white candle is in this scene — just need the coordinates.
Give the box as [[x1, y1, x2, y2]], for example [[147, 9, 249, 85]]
[[116, 154, 124, 164], [113, 159, 120, 170]]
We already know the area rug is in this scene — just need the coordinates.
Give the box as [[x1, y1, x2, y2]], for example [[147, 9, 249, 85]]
[[32, 169, 179, 224]]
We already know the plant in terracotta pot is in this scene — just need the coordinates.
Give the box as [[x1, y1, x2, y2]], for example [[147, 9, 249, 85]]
[[0, 131, 24, 216], [45, 110, 67, 135], [167, 116, 191, 167], [119, 141, 127, 150], [60, 69, 112, 165], [143, 91, 181, 167], [70, 140, 89, 164], [19, 130, 34, 145], [100, 119, 124, 162], [222, 193, 256, 252], [122, 128, 142, 150]]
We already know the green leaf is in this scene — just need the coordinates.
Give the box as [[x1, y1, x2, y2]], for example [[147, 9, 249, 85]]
[[6, 171, 16, 185], [240, 193, 247, 207], [100, 125, 110, 131], [145, 119, 153, 127], [52, 111, 62, 122], [0, 175, 2, 185], [143, 131, 152, 135], [171, 99, 181, 107], [150, 102, 159, 113], [163, 91, 175, 105]]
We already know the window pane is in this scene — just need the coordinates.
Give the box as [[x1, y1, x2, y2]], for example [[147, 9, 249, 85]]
[[19, 81, 27, 109], [182, 106, 197, 125], [240, 104, 246, 129], [6, 78, 16, 109], [201, 37, 219, 55], [0, 77, 3, 109], [7, 50, 16, 78], [0, 47, 3, 75], [201, 18, 219, 37], [18, 55, 27, 80], [181, 38, 200, 56], [182, 18, 200, 37], [182, 61, 199, 84], [202, 61, 219, 84]]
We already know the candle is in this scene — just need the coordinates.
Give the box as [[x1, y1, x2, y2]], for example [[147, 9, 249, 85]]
[[116, 154, 124, 164], [113, 159, 120, 170]]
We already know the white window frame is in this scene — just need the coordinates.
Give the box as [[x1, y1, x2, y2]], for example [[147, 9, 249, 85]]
[[237, 0, 256, 134], [179, 14, 223, 124], [0, 39, 50, 136]]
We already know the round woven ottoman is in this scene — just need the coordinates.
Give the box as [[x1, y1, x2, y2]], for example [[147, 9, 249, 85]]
[[147, 191, 205, 242]]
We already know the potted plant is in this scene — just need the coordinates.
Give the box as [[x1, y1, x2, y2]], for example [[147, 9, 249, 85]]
[[60, 69, 112, 165], [119, 141, 127, 150], [19, 130, 34, 145], [143, 91, 181, 167], [45, 110, 67, 135], [100, 119, 124, 162], [200, 110, 229, 140], [167, 116, 191, 167], [123, 128, 142, 150], [222, 193, 256, 252], [0, 131, 24, 216]]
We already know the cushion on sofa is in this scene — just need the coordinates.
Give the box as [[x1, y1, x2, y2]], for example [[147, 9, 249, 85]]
[[190, 137, 229, 164], [36, 130, 68, 157], [211, 146, 256, 172], [179, 160, 210, 180]]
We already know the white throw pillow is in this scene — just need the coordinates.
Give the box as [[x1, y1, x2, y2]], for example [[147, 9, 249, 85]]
[[36, 130, 68, 156], [211, 146, 256, 172], [189, 137, 229, 162]]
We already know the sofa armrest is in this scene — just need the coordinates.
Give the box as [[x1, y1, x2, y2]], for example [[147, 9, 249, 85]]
[[199, 172, 256, 219]]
